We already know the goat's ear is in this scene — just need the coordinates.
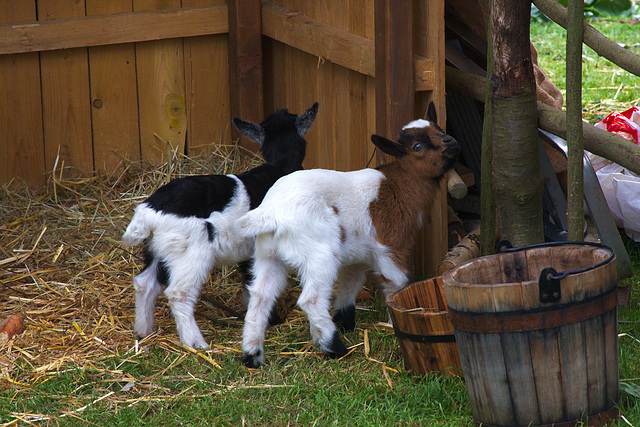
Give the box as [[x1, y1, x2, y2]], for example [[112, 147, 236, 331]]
[[233, 118, 265, 145], [371, 135, 407, 158], [426, 102, 438, 124], [296, 102, 319, 136]]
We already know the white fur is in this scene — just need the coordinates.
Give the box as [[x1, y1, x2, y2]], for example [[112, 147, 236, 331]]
[[123, 175, 254, 348], [402, 119, 431, 130], [236, 168, 409, 363]]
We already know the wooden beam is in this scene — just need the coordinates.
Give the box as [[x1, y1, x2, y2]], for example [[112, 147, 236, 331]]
[[375, 0, 414, 166], [0, 5, 228, 55], [262, 2, 433, 91], [228, 0, 264, 151]]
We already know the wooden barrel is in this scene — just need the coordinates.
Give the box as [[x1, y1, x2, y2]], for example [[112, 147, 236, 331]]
[[386, 276, 462, 376], [442, 242, 619, 427]]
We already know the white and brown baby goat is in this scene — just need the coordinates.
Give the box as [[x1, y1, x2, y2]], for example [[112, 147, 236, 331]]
[[122, 103, 318, 349], [236, 103, 460, 367]]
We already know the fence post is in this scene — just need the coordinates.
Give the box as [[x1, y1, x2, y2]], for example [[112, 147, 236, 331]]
[[374, 0, 414, 166], [228, 0, 264, 151]]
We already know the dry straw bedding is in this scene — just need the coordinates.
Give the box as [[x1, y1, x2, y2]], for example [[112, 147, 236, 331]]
[[0, 145, 314, 419]]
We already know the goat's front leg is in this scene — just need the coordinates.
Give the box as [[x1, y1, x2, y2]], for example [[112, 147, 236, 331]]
[[242, 257, 289, 368]]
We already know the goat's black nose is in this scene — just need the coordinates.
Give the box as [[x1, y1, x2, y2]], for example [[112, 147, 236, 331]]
[[444, 142, 461, 158], [443, 135, 456, 144]]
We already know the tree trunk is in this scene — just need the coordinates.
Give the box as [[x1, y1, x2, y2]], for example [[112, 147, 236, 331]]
[[490, 0, 544, 246]]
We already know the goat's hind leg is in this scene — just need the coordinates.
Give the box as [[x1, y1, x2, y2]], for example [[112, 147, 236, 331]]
[[242, 257, 289, 368], [332, 265, 367, 332], [133, 259, 164, 338], [239, 260, 284, 326], [298, 259, 348, 359], [164, 260, 211, 349]]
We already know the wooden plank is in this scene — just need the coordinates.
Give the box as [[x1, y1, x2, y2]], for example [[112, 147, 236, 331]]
[[602, 309, 619, 409], [134, 0, 187, 163], [0, 0, 45, 186], [262, 2, 433, 90], [529, 328, 566, 425], [374, 0, 414, 165], [414, 0, 446, 277], [501, 333, 540, 425], [183, 0, 231, 156], [86, 0, 140, 173], [558, 322, 588, 420], [228, 0, 263, 151], [0, 5, 228, 55], [584, 315, 607, 415], [338, 0, 368, 172], [38, 0, 94, 176]]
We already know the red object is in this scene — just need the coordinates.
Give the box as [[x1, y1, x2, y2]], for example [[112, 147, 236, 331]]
[[596, 107, 640, 144]]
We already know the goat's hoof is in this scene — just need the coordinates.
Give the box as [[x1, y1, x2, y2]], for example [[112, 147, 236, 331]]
[[333, 305, 356, 333], [242, 350, 264, 368], [324, 330, 349, 359]]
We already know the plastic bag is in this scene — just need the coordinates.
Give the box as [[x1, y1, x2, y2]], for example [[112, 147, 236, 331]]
[[590, 106, 640, 242], [593, 160, 640, 242], [594, 106, 640, 144]]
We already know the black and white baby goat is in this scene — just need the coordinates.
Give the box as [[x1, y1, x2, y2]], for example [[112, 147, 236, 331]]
[[122, 103, 318, 348], [236, 103, 459, 367]]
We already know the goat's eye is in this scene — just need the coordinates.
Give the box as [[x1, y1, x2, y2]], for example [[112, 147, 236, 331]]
[[413, 143, 423, 152]]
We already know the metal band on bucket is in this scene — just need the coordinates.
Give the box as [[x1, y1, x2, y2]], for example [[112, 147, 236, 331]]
[[393, 328, 456, 343], [448, 286, 617, 334]]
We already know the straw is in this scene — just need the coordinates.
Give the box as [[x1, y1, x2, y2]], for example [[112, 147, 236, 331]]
[[0, 144, 289, 398]]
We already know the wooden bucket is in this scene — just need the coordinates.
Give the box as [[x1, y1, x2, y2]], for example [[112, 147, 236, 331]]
[[442, 242, 619, 427], [386, 276, 462, 376]]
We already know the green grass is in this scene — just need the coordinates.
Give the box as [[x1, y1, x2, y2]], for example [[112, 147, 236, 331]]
[[0, 301, 473, 426], [530, 18, 640, 122], [2, 17, 640, 427]]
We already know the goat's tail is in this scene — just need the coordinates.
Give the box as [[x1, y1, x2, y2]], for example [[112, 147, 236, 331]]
[[122, 205, 152, 246], [235, 209, 278, 238]]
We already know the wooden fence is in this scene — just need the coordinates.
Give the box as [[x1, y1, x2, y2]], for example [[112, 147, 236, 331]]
[[0, 0, 446, 274]]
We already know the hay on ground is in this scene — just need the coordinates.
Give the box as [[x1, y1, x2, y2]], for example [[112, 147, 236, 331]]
[[0, 144, 301, 393]]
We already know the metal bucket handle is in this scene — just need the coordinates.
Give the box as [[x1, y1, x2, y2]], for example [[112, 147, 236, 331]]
[[496, 240, 615, 303]]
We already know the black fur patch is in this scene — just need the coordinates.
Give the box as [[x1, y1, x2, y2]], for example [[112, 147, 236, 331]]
[[205, 222, 215, 242], [325, 330, 349, 359], [145, 175, 237, 218], [156, 260, 170, 287], [237, 164, 287, 210], [267, 306, 284, 327], [142, 243, 170, 286], [333, 305, 356, 332], [238, 260, 253, 285], [242, 350, 263, 368], [258, 110, 307, 175], [239, 260, 285, 326]]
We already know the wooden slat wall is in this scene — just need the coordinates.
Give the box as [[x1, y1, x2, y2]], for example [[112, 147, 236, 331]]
[[39, 0, 94, 176], [134, 0, 187, 163], [0, 1, 45, 186], [0, 0, 446, 274], [86, 0, 140, 173], [184, 0, 232, 156], [264, 0, 375, 173]]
